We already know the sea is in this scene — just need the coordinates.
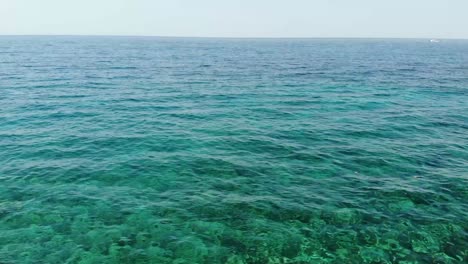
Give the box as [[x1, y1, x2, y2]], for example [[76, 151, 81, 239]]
[[0, 36, 467, 263]]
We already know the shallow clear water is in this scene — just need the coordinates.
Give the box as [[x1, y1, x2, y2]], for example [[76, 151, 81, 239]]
[[0, 37, 467, 263]]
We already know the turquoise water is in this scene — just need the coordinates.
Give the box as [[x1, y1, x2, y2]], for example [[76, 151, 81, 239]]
[[0, 37, 467, 263]]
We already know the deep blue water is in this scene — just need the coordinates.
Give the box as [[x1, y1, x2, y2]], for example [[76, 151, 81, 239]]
[[0, 37, 467, 263]]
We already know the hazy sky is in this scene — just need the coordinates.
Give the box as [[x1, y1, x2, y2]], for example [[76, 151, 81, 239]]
[[1, 0, 467, 38]]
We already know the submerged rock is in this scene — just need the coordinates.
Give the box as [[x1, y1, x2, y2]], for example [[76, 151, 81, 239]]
[[410, 231, 440, 254], [322, 208, 361, 226]]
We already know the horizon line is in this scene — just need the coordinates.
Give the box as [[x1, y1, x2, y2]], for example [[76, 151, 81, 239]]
[[1, 34, 467, 41]]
